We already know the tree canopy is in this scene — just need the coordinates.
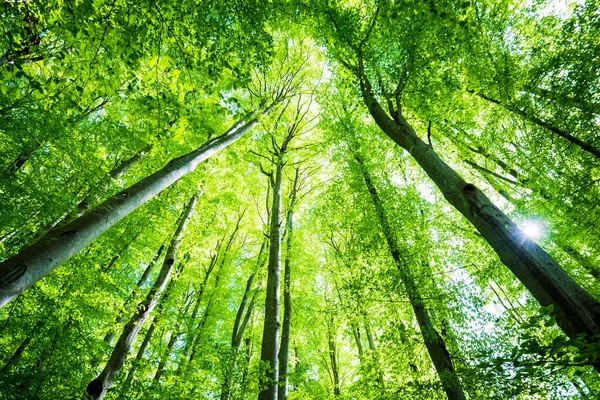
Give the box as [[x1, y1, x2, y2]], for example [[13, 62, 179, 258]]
[[0, 0, 599, 399]]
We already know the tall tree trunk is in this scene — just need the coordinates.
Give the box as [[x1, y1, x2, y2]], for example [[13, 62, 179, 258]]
[[258, 152, 285, 400], [101, 243, 166, 351], [86, 194, 198, 400], [1, 333, 33, 374], [358, 73, 600, 350], [180, 215, 244, 373], [120, 264, 182, 394], [363, 319, 385, 390], [0, 104, 275, 308], [233, 272, 258, 348], [221, 272, 258, 400], [351, 322, 363, 358], [354, 151, 466, 400], [327, 315, 341, 397], [278, 168, 299, 400], [152, 289, 194, 385]]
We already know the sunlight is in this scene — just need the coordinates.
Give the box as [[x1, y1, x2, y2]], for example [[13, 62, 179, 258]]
[[520, 220, 544, 240]]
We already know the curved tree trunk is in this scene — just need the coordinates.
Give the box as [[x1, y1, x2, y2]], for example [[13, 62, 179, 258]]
[[358, 73, 600, 350], [86, 194, 198, 400], [0, 105, 274, 308], [354, 151, 466, 400]]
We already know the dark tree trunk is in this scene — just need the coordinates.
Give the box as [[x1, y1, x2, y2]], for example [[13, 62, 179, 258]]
[[278, 168, 299, 400], [465, 88, 600, 158], [221, 272, 258, 400], [258, 153, 284, 400], [86, 194, 198, 400], [327, 315, 340, 397], [358, 73, 600, 352], [354, 151, 466, 400]]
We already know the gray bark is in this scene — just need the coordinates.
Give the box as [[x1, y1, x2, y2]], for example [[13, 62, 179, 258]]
[[100, 243, 165, 355], [278, 168, 299, 400], [354, 151, 466, 400], [86, 194, 198, 400], [0, 105, 274, 308], [359, 74, 600, 349], [221, 273, 258, 400], [258, 153, 284, 400]]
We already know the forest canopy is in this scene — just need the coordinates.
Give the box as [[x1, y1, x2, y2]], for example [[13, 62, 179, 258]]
[[0, 0, 599, 399]]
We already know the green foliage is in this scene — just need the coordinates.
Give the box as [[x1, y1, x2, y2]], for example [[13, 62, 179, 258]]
[[1, 0, 600, 399]]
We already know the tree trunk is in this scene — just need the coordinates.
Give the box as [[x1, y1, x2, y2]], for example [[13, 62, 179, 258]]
[[1, 333, 33, 374], [222, 273, 258, 400], [465, 88, 600, 158], [351, 322, 363, 358], [120, 266, 181, 393], [86, 194, 198, 400], [278, 168, 299, 400], [97, 243, 165, 364], [363, 319, 385, 390], [180, 215, 244, 372], [233, 272, 258, 348], [0, 105, 274, 308], [359, 74, 600, 350], [354, 151, 466, 400], [258, 153, 285, 400], [327, 315, 340, 397]]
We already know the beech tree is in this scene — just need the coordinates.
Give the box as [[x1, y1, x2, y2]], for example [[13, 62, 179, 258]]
[[1, 1, 599, 400]]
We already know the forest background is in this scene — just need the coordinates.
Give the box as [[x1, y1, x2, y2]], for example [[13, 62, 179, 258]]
[[0, 0, 599, 399]]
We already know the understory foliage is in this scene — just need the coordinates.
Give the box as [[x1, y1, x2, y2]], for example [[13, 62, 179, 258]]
[[0, 0, 599, 399]]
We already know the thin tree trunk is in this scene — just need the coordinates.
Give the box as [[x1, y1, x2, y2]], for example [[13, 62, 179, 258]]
[[397, 320, 418, 373], [327, 315, 340, 397], [101, 243, 166, 351], [465, 88, 600, 158], [152, 289, 194, 384], [358, 73, 600, 349], [221, 273, 258, 400], [86, 194, 198, 400], [120, 263, 182, 393], [351, 322, 363, 358], [278, 168, 299, 400], [354, 151, 466, 400], [180, 215, 244, 372], [1, 334, 33, 374], [0, 104, 275, 308], [233, 272, 258, 348], [364, 319, 385, 390], [258, 152, 284, 400]]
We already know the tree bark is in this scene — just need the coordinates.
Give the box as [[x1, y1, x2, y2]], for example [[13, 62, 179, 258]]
[[327, 315, 340, 397], [0, 104, 274, 308], [278, 168, 299, 400], [221, 272, 258, 400], [86, 194, 198, 400], [354, 151, 466, 400], [466, 88, 600, 158], [99, 243, 165, 358], [358, 73, 600, 351], [363, 319, 385, 390], [120, 265, 181, 393], [258, 152, 285, 400]]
